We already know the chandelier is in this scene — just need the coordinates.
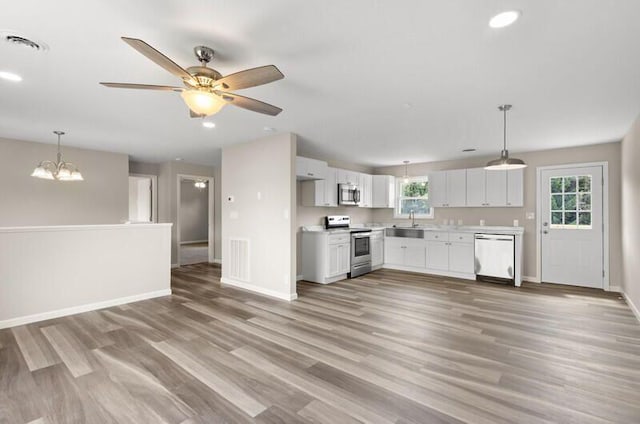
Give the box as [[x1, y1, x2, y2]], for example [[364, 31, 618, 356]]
[[31, 131, 84, 181]]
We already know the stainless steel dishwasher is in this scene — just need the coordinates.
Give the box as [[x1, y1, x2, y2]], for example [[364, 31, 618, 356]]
[[474, 233, 515, 281]]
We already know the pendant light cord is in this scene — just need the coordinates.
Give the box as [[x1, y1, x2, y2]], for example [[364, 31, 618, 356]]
[[503, 107, 507, 152]]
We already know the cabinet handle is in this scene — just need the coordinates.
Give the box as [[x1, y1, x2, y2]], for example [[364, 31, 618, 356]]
[[307, 173, 314, 176]]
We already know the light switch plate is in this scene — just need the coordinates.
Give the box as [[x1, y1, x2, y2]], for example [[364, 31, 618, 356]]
[[526, 212, 535, 220]]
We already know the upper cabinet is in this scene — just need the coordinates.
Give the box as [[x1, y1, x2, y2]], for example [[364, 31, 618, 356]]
[[428, 169, 467, 207], [466, 168, 523, 207], [301, 167, 338, 207], [372, 175, 395, 208], [337, 169, 360, 185], [359, 173, 373, 208], [296, 156, 328, 181]]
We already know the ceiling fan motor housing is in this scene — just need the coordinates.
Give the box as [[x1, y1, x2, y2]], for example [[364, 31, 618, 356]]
[[185, 66, 222, 88]]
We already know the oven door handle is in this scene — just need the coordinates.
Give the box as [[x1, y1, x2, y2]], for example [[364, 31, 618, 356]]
[[352, 234, 372, 238]]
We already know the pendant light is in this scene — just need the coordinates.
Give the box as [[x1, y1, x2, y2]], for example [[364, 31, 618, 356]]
[[485, 104, 526, 170], [194, 180, 207, 189], [31, 131, 84, 181], [402, 161, 410, 183]]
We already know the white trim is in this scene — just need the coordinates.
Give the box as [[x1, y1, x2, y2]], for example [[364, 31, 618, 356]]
[[393, 176, 434, 219], [0, 289, 172, 329], [171, 263, 179, 268], [177, 174, 215, 267], [213, 258, 222, 265], [536, 162, 609, 289], [0, 223, 172, 233], [296, 274, 304, 281], [623, 292, 640, 323], [608, 285, 622, 293], [129, 173, 158, 223], [221, 277, 298, 301]]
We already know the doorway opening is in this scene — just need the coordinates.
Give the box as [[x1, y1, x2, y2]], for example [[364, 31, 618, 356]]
[[177, 174, 214, 266], [128, 174, 157, 223], [536, 162, 609, 289]]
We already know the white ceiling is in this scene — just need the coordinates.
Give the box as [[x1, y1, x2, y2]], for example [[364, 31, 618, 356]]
[[2, 0, 639, 167]]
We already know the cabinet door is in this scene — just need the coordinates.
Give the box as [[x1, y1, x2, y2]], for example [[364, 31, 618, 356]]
[[338, 243, 351, 274], [426, 241, 449, 271], [324, 168, 338, 207], [371, 237, 384, 267], [327, 244, 341, 277], [337, 169, 359, 185], [384, 238, 405, 266], [428, 171, 448, 207], [403, 239, 426, 268], [446, 169, 467, 207], [448, 242, 475, 274], [485, 170, 507, 206], [360, 174, 373, 208], [465, 168, 486, 207], [506, 168, 524, 207], [372, 175, 394, 208]]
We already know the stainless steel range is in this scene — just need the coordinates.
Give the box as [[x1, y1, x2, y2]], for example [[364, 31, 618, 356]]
[[325, 215, 372, 278]]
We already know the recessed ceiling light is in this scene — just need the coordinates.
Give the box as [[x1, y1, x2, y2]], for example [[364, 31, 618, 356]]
[[403, 103, 412, 109], [0, 71, 22, 82], [489, 11, 520, 28], [175, 157, 183, 161], [263, 126, 275, 132], [462, 148, 476, 153], [202, 121, 216, 129]]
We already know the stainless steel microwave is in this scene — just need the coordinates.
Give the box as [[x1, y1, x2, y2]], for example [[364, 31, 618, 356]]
[[338, 183, 360, 206]]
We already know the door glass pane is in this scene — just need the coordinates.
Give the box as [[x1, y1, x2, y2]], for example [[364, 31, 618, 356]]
[[550, 178, 563, 193], [564, 212, 577, 225], [550, 174, 592, 229], [564, 194, 576, 210], [563, 176, 576, 193], [354, 237, 370, 257]]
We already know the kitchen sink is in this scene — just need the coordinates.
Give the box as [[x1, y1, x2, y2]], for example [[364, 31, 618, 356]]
[[385, 227, 424, 238]]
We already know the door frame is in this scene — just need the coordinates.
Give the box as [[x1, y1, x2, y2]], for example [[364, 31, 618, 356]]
[[129, 173, 158, 223], [176, 174, 215, 266], [535, 162, 609, 290]]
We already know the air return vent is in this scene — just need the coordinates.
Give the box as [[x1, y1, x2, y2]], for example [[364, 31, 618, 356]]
[[1, 32, 48, 51], [228, 238, 250, 282]]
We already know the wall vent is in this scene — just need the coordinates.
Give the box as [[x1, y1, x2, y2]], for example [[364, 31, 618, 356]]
[[228, 238, 250, 282], [1, 32, 49, 52]]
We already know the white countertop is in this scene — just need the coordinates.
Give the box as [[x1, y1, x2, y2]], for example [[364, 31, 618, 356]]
[[302, 223, 524, 235]]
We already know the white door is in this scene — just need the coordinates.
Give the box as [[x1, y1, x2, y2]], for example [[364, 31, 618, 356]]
[[384, 238, 405, 266], [485, 170, 507, 206], [446, 170, 467, 207], [371, 236, 384, 267], [428, 171, 448, 207], [426, 241, 448, 271], [465, 168, 485, 207], [541, 166, 604, 288], [327, 244, 340, 277], [449, 243, 474, 274]]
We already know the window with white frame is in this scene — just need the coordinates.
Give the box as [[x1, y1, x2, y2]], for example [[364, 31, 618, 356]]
[[394, 176, 433, 218]]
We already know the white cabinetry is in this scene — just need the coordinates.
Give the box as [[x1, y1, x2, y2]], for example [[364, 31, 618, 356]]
[[371, 230, 384, 269], [425, 231, 474, 276], [465, 168, 523, 207], [359, 173, 373, 208], [296, 156, 328, 181], [337, 169, 360, 185], [429, 169, 467, 207], [301, 167, 338, 207], [372, 175, 395, 208], [302, 232, 350, 284], [384, 237, 426, 269]]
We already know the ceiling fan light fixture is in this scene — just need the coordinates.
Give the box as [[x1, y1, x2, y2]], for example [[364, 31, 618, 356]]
[[180, 89, 225, 116]]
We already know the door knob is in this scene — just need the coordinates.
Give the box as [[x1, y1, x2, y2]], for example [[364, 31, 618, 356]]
[[543, 230, 548, 234], [543, 222, 549, 227]]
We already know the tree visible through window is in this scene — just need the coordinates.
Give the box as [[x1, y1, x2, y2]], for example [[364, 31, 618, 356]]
[[550, 175, 592, 229], [395, 176, 432, 218]]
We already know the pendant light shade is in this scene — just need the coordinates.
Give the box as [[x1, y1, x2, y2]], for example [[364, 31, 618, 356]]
[[402, 160, 410, 183], [31, 131, 84, 181], [485, 105, 526, 170]]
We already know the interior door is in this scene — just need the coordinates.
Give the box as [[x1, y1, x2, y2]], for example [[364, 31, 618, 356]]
[[541, 165, 603, 288]]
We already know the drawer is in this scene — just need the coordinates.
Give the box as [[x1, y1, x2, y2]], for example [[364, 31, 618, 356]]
[[424, 231, 449, 242], [449, 232, 474, 244], [328, 233, 351, 245]]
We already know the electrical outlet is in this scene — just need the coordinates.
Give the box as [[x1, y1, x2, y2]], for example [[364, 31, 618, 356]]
[[526, 212, 535, 220]]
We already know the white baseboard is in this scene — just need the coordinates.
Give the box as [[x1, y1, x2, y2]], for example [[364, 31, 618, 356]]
[[522, 275, 541, 283], [220, 277, 297, 301], [623, 292, 640, 323], [171, 263, 179, 268], [296, 274, 304, 281], [213, 258, 222, 265], [180, 240, 208, 245], [0, 289, 172, 329], [608, 285, 622, 293]]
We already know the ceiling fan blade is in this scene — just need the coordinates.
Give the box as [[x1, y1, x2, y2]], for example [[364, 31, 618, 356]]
[[121, 37, 196, 84], [189, 110, 205, 118], [100, 82, 183, 91], [214, 65, 284, 90], [216, 91, 282, 116]]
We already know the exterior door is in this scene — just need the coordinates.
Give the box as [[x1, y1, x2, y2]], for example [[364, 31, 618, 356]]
[[541, 165, 604, 288]]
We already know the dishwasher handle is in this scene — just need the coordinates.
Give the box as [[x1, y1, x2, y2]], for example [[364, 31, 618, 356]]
[[475, 234, 514, 242]]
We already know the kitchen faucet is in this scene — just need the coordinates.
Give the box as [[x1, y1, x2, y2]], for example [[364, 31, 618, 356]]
[[409, 210, 418, 227]]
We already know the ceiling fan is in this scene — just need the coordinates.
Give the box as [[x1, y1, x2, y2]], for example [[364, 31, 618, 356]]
[[100, 37, 284, 117]]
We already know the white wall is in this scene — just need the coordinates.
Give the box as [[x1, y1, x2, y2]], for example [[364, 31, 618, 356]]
[[179, 179, 209, 242], [222, 133, 297, 300], [0, 224, 172, 328], [0, 137, 129, 225], [621, 114, 640, 318]]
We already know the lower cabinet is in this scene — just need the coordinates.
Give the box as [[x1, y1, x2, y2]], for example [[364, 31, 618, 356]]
[[385, 237, 426, 269], [371, 230, 384, 269], [328, 242, 350, 277], [425, 232, 475, 276]]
